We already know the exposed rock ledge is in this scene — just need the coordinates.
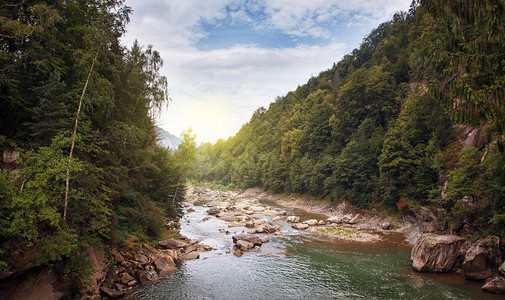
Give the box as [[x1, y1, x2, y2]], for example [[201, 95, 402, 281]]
[[411, 234, 505, 294]]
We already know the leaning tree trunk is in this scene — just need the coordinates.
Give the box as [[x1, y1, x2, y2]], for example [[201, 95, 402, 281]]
[[63, 43, 101, 221]]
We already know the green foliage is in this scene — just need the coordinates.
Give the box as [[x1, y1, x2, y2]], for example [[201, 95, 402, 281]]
[[0, 0, 188, 290], [444, 145, 505, 233], [421, 0, 505, 132]]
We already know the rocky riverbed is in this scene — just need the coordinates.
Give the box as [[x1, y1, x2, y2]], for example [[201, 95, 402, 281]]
[[186, 186, 505, 295], [185, 186, 408, 248]]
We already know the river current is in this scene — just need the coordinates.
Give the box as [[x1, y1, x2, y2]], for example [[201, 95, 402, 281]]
[[129, 203, 500, 300]]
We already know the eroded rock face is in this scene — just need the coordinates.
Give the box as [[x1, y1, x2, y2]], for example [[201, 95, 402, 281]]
[[411, 234, 465, 272], [463, 236, 503, 280]]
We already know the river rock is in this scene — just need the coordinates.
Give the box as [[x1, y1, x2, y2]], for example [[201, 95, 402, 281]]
[[187, 207, 195, 212], [183, 251, 200, 260], [482, 276, 505, 294], [348, 214, 363, 224], [292, 223, 309, 230], [119, 272, 134, 285], [326, 216, 342, 224], [206, 207, 220, 215], [154, 256, 177, 275], [137, 270, 158, 284], [260, 236, 270, 244], [287, 216, 301, 223], [411, 234, 465, 272], [236, 240, 254, 251], [303, 219, 319, 226], [158, 238, 187, 249], [254, 219, 267, 227], [463, 236, 503, 280], [219, 215, 237, 222], [232, 234, 261, 245], [380, 221, 393, 230], [101, 286, 125, 298], [500, 261, 505, 276]]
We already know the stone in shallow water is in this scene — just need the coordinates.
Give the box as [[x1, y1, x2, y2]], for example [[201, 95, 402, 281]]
[[482, 276, 505, 294], [411, 234, 465, 272], [287, 216, 301, 223], [232, 234, 261, 245], [183, 251, 200, 260], [237, 240, 254, 251], [463, 236, 503, 280], [292, 223, 309, 230]]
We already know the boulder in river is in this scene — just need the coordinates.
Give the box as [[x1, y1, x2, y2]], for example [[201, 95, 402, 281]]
[[411, 234, 465, 272], [206, 207, 220, 215], [326, 216, 342, 224], [137, 270, 158, 284], [292, 223, 309, 230], [232, 233, 261, 245], [380, 221, 393, 230], [303, 219, 319, 226], [287, 216, 301, 223], [236, 240, 254, 251], [154, 255, 177, 275], [463, 236, 503, 280], [158, 238, 187, 249], [482, 276, 505, 294], [183, 251, 200, 260]]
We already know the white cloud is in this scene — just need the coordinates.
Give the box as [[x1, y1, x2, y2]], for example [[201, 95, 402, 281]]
[[122, 0, 412, 143]]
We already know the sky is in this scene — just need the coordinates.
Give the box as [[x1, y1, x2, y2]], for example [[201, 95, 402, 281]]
[[122, 0, 412, 144]]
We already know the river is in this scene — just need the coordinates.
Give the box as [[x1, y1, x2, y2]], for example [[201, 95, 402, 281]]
[[129, 202, 501, 300]]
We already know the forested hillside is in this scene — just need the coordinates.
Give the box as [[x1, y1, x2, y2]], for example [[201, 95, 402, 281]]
[[196, 1, 505, 236], [0, 0, 195, 294]]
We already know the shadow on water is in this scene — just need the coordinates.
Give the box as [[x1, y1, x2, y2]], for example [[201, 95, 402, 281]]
[[128, 202, 503, 300]]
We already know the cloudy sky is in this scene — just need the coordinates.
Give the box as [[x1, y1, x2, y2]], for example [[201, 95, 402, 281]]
[[122, 0, 412, 143]]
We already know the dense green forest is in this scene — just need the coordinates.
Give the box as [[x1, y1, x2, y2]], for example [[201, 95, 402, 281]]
[[196, 1, 505, 236], [0, 0, 195, 291]]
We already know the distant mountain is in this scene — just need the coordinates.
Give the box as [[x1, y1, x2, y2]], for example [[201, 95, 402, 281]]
[[155, 126, 182, 150]]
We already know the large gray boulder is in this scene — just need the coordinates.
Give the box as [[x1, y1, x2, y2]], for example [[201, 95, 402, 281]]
[[463, 236, 503, 280], [411, 234, 465, 272]]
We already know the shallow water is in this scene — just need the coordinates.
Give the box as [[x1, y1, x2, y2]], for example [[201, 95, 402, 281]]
[[129, 204, 501, 300]]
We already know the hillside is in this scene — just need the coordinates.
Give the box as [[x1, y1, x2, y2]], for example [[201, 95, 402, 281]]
[[196, 2, 505, 237]]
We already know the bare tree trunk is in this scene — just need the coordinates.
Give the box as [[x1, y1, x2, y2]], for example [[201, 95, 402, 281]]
[[63, 43, 101, 221]]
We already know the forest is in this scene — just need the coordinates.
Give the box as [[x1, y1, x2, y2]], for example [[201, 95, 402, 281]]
[[0, 0, 196, 294], [196, 0, 505, 237], [1, 0, 505, 298]]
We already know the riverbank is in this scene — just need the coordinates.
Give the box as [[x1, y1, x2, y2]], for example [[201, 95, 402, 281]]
[[186, 186, 412, 245]]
